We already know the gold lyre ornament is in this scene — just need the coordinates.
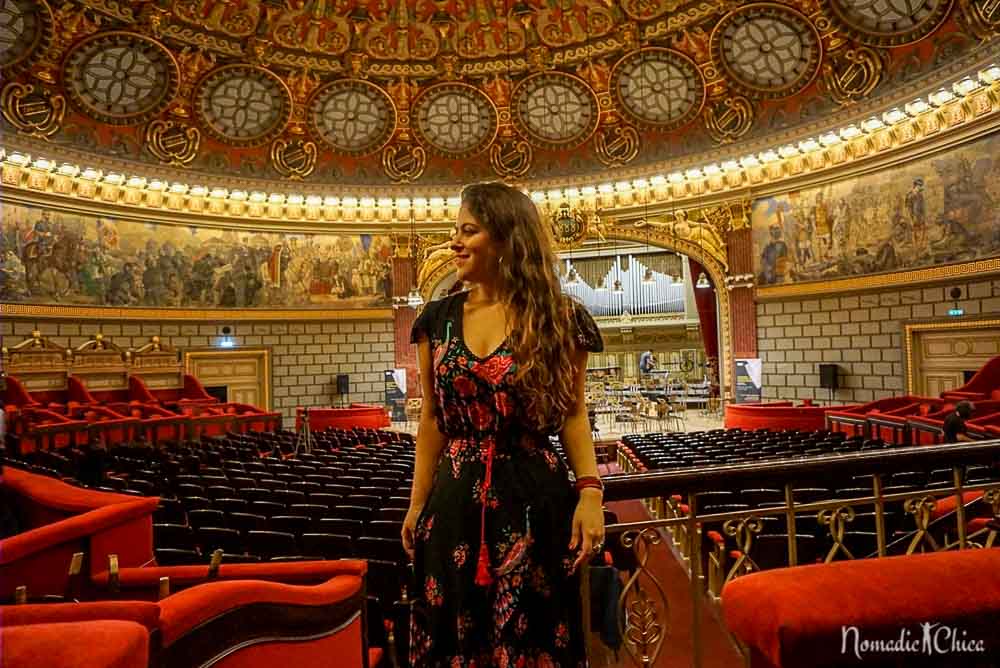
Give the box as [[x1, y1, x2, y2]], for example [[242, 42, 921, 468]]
[[145, 119, 201, 166], [270, 137, 318, 179], [704, 95, 754, 144], [490, 138, 532, 178], [821, 45, 885, 106], [382, 142, 427, 183], [593, 123, 640, 167], [1, 82, 65, 139]]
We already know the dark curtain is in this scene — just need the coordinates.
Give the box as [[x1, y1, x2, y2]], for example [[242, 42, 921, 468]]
[[687, 258, 719, 363]]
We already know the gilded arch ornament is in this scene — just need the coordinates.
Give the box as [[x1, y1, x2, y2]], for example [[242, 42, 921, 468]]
[[415, 202, 745, 392]]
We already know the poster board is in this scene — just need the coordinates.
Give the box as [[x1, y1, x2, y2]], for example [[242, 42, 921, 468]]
[[384, 369, 407, 421], [734, 358, 763, 403]]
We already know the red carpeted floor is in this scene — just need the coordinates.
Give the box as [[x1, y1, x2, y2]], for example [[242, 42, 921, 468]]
[[592, 462, 745, 668]]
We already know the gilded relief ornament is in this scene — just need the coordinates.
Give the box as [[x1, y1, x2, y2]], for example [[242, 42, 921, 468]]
[[145, 119, 201, 166], [173, 0, 262, 39], [704, 95, 754, 143], [550, 203, 589, 249], [490, 138, 532, 179], [958, 0, 1000, 38], [272, 3, 351, 55], [821, 45, 884, 106], [0, 82, 65, 138], [594, 122, 640, 167], [382, 142, 427, 183], [270, 137, 318, 179], [33, 1, 101, 84], [0, 0, 54, 77]]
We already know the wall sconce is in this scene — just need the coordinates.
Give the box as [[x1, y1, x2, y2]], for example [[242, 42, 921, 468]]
[[219, 326, 235, 348], [948, 287, 964, 317]]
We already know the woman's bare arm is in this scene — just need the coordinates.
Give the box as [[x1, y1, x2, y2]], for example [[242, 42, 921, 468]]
[[408, 338, 448, 511]]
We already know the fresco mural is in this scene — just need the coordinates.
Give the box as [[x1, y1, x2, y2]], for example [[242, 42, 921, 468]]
[[752, 131, 1000, 285], [0, 203, 393, 308]]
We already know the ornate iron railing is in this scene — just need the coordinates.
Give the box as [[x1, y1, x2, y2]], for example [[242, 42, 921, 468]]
[[584, 439, 1000, 667]]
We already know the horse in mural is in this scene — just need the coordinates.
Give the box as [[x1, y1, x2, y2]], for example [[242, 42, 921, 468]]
[[21, 229, 84, 298]]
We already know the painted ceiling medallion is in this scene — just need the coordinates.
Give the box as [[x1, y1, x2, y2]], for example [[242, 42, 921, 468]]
[[0, 0, 52, 75], [711, 4, 822, 99], [511, 72, 600, 151], [63, 31, 179, 125], [611, 47, 706, 131], [195, 64, 292, 147], [411, 82, 498, 159], [308, 78, 396, 156], [822, 0, 953, 47]]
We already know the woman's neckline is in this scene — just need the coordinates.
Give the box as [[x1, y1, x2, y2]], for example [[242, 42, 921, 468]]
[[456, 290, 509, 360]]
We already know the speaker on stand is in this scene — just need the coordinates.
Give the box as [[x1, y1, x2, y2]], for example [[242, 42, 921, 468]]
[[333, 374, 350, 407], [819, 364, 839, 405]]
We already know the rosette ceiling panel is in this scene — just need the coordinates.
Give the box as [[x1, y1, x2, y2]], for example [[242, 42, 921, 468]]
[[0, 0, 994, 187]]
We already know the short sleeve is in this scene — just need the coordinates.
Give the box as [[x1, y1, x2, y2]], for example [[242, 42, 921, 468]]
[[570, 301, 603, 353], [410, 301, 437, 344]]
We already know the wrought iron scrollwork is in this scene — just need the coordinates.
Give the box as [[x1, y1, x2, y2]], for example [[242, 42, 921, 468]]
[[819, 505, 857, 561], [723, 515, 763, 581], [618, 528, 669, 668], [903, 495, 941, 554]]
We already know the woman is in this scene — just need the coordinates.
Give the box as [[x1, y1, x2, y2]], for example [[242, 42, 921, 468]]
[[403, 182, 605, 667]]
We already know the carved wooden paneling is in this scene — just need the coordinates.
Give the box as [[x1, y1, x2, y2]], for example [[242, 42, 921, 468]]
[[183, 349, 271, 410], [912, 327, 1000, 397]]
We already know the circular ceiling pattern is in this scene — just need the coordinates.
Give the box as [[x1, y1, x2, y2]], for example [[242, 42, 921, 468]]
[[712, 4, 822, 99], [611, 47, 706, 131], [0, 0, 51, 73], [511, 72, 600, 150], [63, 31, 178, 125], [308, 79, 396, 156], [823, 0, 952, 46], [195, 64, 292, 147], [411, 83, 498, 158]]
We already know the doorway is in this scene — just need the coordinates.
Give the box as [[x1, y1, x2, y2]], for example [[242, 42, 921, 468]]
[[183, 348, 272, 409], [905, 320, 1000, 396]]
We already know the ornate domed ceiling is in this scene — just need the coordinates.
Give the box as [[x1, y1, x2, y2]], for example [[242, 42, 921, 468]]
[[1, 0, 998, 191]]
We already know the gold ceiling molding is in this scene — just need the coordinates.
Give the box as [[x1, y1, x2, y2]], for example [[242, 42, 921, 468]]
[[3, 79, 1000, 229], [0, 303, 393, 322], [0, 0, 996, 189], [757, 257, 1000, 301]]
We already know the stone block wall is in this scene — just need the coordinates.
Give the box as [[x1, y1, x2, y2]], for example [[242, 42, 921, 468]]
[[756, 278, 1000, 403], [0, 316, 396, 426]]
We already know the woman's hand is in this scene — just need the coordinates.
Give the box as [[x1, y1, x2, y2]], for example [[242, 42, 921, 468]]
[[569, 489, 605, 572], [401, 504, 424, 560]]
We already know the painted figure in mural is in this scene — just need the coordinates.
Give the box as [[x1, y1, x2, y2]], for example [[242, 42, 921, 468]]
[[905, 178, 928, 253], [0, 250, 29, 300], [811, 191, 832, 262], [759, 221, 789, 285], [751, 134, 1000, 285], [1, 203, 393, 308], [793, 204, 813, 266]]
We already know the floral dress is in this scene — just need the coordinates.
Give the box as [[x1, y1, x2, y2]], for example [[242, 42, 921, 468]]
[[409, 290, 603, 668]]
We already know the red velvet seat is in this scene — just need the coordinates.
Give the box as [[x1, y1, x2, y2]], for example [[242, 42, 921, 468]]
[[1, 620, 151, 668], [723, 549, 1000, 668]]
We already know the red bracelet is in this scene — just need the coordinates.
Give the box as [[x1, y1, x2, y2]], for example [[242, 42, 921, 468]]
[[575, 476, 604, 493]]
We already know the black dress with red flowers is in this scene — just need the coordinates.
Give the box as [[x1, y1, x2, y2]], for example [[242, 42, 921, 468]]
[[409, 290, 603, 668]]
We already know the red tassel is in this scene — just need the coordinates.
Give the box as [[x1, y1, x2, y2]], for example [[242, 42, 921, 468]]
[[474, 540, 493, 587]]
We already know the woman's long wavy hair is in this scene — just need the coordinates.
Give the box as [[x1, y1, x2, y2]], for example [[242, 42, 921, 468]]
[[460, 182, 580, 433]]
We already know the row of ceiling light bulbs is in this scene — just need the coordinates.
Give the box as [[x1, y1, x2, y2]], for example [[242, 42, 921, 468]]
[[2, 66, 997, 214]]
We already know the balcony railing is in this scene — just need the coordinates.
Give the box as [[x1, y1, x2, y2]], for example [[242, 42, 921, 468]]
[[585, 438, 1000, 667]]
